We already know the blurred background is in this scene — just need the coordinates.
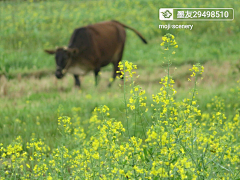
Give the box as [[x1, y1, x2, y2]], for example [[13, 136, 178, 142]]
[[0, 0, 239, 74]]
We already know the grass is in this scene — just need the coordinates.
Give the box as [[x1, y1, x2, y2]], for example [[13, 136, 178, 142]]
[[0, 0, 240, 179]]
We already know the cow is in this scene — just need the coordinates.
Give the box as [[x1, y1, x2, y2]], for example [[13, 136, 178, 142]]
[[44, 20, 147, 88]]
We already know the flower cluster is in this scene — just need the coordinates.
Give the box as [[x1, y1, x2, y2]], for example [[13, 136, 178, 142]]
[[117, 61, 137, 81], [189, 63, 204, 78], [127, 86, 147, 111], [58, 116, 72, 135], [160, 33, 178, 55]]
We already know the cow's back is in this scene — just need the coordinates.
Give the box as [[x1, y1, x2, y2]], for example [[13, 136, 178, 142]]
[[87, 21, 126, 67]]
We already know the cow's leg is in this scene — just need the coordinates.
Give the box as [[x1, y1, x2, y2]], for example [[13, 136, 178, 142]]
[[108, 46, 125, 87], [73, 74, 81, 87], [108, 64, 122, 87], [94, 68, 100, 86]]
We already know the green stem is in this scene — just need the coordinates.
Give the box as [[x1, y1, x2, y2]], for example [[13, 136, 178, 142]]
[[61, 148, 63, 179], [123, 62, 130, 138]]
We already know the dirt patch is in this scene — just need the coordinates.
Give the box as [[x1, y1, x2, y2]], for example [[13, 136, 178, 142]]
[[137, 60, 239, 88], [0, 61, 239, 99]]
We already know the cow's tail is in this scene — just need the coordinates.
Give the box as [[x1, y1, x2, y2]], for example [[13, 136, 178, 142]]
[[112, 20, 147, 44]]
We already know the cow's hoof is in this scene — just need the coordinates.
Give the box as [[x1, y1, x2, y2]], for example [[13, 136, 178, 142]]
[[74, 85, 81, 89]]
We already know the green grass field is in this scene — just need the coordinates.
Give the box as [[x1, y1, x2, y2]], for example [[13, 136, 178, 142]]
[[0, 0, 240, 179]]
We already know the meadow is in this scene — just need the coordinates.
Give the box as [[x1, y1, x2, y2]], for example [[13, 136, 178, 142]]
[[0, 0, 240, 179]]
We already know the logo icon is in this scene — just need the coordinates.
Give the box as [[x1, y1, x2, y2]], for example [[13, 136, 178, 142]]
[[159, 8, 174, 20], [161, 10, 172, 18]]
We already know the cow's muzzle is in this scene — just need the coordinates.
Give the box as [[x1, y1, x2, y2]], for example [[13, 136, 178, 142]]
[[55, 69, 64, 79]]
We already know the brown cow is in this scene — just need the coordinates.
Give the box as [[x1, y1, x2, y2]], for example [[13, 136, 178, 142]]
[[44, 20, 147, 88]]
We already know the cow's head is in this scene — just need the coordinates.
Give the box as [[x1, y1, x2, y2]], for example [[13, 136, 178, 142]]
[[45, 47, 79, 79]]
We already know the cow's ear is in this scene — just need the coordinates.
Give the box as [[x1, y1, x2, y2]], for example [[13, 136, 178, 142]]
[[68, 48, 79, 56], [44, 49, 56, 55]]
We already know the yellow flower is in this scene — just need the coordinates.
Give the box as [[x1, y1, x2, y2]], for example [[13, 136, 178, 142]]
[[47, 176, 53, 180], [162, 36, 167, 41], [92, 152, 99, 159]]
